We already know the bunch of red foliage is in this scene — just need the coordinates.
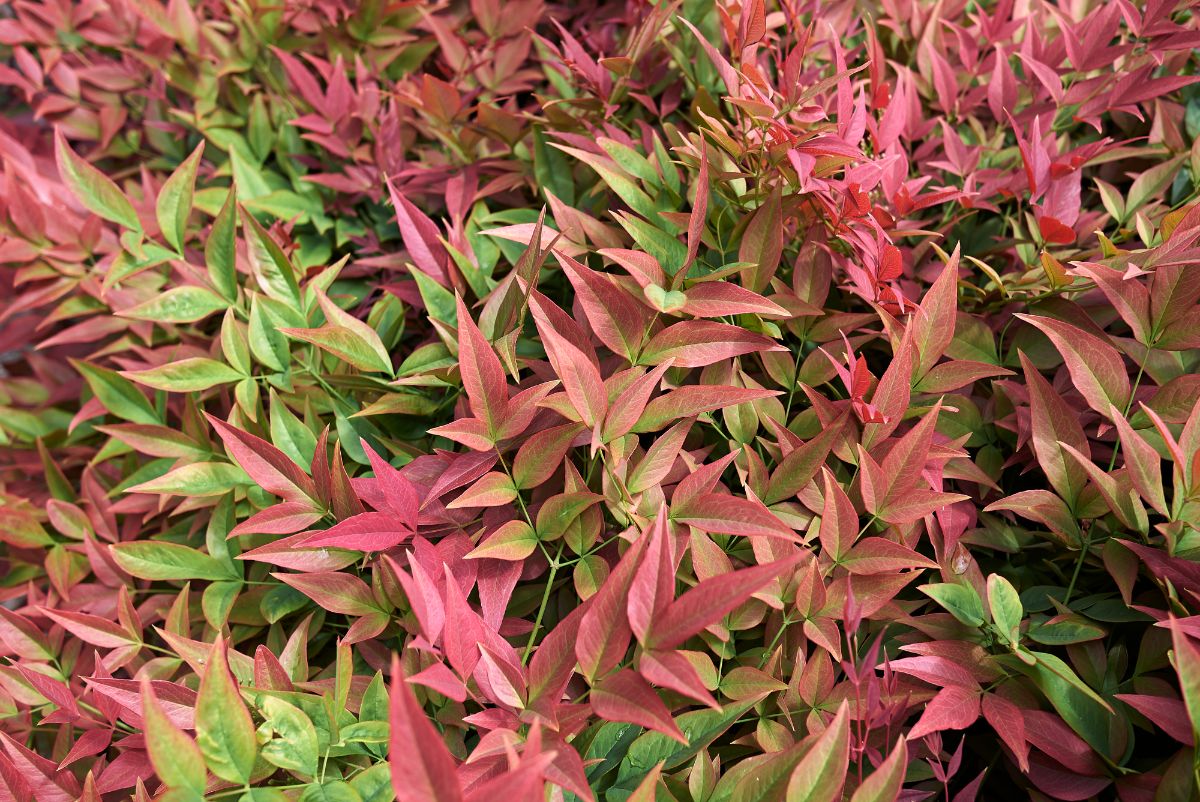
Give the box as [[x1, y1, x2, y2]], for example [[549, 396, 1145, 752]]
[[1, 1, 1200, 800]]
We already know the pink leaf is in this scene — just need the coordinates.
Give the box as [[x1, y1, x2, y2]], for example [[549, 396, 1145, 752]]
[[389, 655, 464, 802]]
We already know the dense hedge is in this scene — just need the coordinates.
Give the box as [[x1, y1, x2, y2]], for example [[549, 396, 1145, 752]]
[[1, 1, 1200, 800]]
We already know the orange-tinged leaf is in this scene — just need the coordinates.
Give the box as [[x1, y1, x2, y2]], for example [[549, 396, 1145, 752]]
[[54, 129, 141, 232], [1015, 314, 1130, 417]]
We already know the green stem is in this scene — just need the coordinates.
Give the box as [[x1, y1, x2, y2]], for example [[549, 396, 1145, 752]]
[[523, 542, 564, 664]]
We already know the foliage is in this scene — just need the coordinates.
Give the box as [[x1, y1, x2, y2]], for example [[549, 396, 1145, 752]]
[[0, 0, 1199, 800]]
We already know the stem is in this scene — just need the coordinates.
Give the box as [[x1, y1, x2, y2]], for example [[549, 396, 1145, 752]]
[[1063, 527, 1092, 606], [523, 542, 564, 664]]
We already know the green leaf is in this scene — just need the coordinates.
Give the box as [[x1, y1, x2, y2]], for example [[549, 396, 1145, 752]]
[[613, 700, 758, 792], [920, 583, 986, 627], [1010, 650, 1116, 757], [142, 679, 207, 795], [123, 358, 243, 392], [412, 268, 457, 326], [280, 289, 393, 374], [54, 129, 142, 232], [614, 213, 688, 275], [73, 360, 160, 425], [260, 696, 319, 777], [249, 295, 291, 372], [785, 702, 850, 802], [126, 461, 251, 497], [121, 286, 230, 324], [299, 781, 362, 802], [348, 763, 393, 802], [849, 737, 907, 802], [156, 142, 204, 253], [987, 574, 1023, 644], [270, 391, 318, 467], [242, 207, 301, 305], [207, 187, 239, 302], [112, 541, 238, 581], [202, 580, 242, 629], [1170, 620, 1200, 744], [196, 637, 257, 785]]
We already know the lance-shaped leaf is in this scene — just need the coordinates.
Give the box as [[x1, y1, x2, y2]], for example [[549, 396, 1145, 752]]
[[1020, 352, 1090, 505], [388, 179, 450, 285], [849, 736, 907, 802], [1015, 314, 1130, 417], [455, 295, 509, 434], [602, 363, 673, 442], [241, 208, 302, 306], [908, 685, 981, 741], [912, 249, 959, 376], [120, 285, 230, 324], [529, 293, 607, 427], [206, 187, 238, 301], [556, 252, 650, 362], [785, 701, 850, 802], [819, 469, 857, 562], [739, 186, 784, 292], [73, 361, 159, 425], [272, 571, 380, 616], [633, 386, 780, 433], [640, 321, 784, 368], [627, 420, 691, 494], [298, 511, 412, 553], [765, 417, 844, 504], [141, 678, 206, 796], [389, 655, 463, 802], [592, 669, 686, 744], [840, 538, 938, 575], [673, 493, 797, 542], [282, 289, 393, 374], [195, 636, 256, 785], [680, 282, 789, 318], [123, 357, 243, 393], [686, 146, 708, 268], [55, 129, 141, 232], [1169, 619, 1200, 746], [577, 532, 650, 681], [1109, 406, 1169, 516], [648, 553, 801, 650], [156, 141, 204, 253], [206, 413, 318, 504]]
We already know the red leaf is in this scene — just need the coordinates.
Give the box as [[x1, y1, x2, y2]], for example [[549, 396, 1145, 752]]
[[686, 147, 709, 268], [591, 669, 685, 744], [981, 693, 1029, 772], [529, 292, 607, 427], [577, 533, 650, 682], [649, 553, 801, 650], [206, 413, 317, 504], [272, 571, 379, 616], [389, 655, 463, 802], [907, 685, 980, 739], [634, 386, 780, 433], [673, 493, 797, 542], [388, 179, 450, 286], [681, 282, 788, 318], [1014, 314, 1130, 417], [455, 295, 509, 435], [298, 512, 413, 552], [556, 252, 650, 362], [1115, 693, 1193, 746], [841, 537, 938, 575], [639, 321, 784, 368]]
